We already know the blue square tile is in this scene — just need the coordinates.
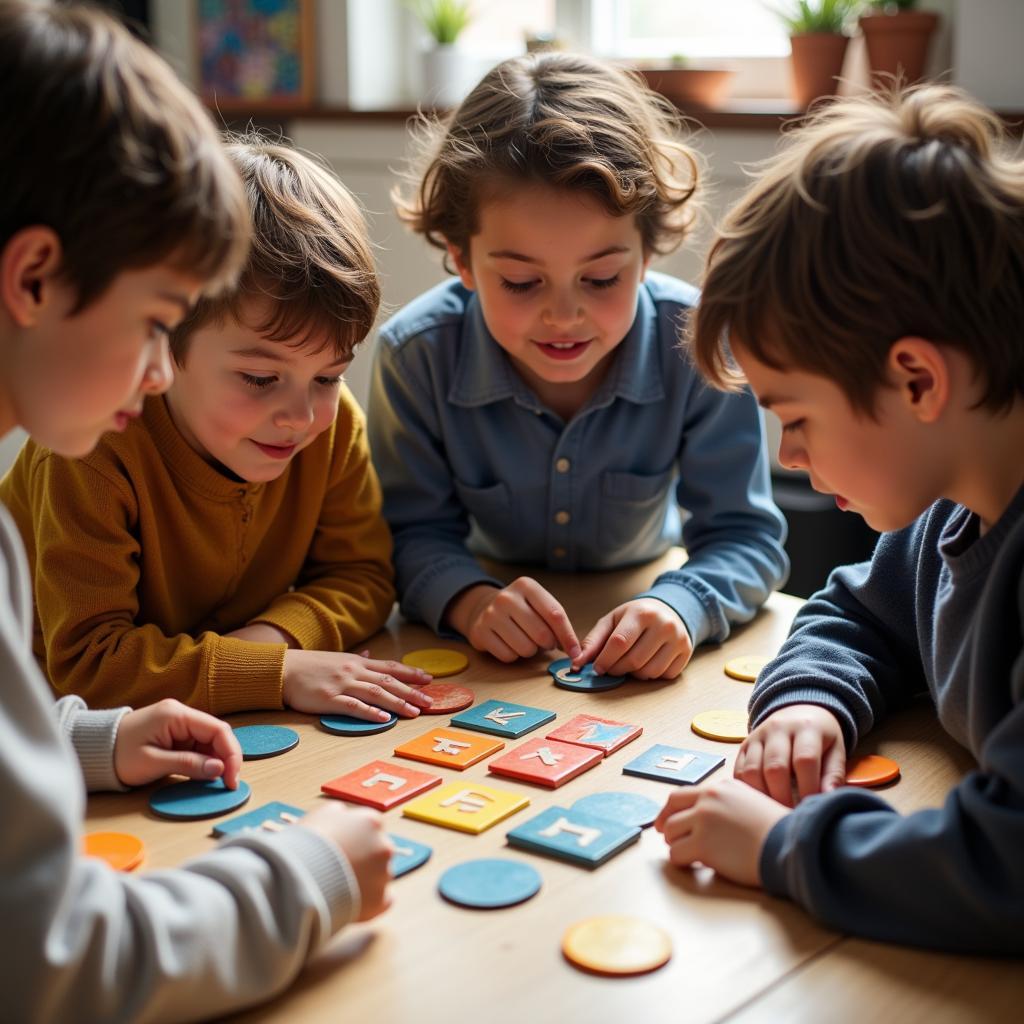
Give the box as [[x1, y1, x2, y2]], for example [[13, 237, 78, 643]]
[[506, 805, 640, 867], [622, 744, 725, 785], [211, 801, 305, 837], [450, 699, 557, 739]]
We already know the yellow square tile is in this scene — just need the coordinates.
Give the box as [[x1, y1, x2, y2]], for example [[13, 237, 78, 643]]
[[401, 781, 530, 834], [394, 727, 505, 770]]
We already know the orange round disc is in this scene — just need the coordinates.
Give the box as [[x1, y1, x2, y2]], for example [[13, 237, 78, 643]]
[[83, 831, 145, 872], [845, 754, 900, 788], [414, 682, 476, 714]]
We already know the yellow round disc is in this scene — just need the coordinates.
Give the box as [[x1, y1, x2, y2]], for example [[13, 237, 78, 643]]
[[401, 648, 469, 677], [691, 708, 748, 743], [723, 654, 771, 683], [562, 915, 672, 976]]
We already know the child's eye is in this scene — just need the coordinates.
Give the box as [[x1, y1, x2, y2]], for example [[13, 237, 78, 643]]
[[315, 375, 343, 388], [781, 418, 805, 434], [148, 320, 171, 342], [500, 278, 538, 294], [587, 274, 620, 290], [241, 373, 276, 390]]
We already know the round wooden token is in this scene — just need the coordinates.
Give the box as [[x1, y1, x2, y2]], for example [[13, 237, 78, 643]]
[[232, 725, 299, 760], [414, 682, 475, 714], [723, 655, 771, 683], [320, 712, 399, 736], [548, 658, 626, 693], [149, 778, 252, 821], [438, 858, 542, 909], [691, 709, 748, 743], [562, 915, 672, 976], [83, 831, 145, 872], [845, 754, 901, 788], [570, 791, 662, 829], [401, 648, 469, 677]]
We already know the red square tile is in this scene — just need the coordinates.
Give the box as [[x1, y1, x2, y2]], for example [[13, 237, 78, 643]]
[[487, 737, 602, 789], [545, 714, 643, 756], [321, 760, 442, 811]]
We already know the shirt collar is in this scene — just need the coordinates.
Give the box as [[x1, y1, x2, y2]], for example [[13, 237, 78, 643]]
[[448, 282, 665, 412]]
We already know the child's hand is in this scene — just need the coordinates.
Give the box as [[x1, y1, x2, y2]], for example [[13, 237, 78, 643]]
[[574, 597, 692, 679], [734, 704, 847, 806], [300, 803, 393, 921], [445, 579, 581, 663], [281, 650, 433, 720], [654, 777, 789, 887], [113, 698, 243, 789]]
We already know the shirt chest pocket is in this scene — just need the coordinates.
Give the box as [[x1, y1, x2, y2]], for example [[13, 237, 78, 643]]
[[451, 478, 518, 537], [598, 467, 676, 554]]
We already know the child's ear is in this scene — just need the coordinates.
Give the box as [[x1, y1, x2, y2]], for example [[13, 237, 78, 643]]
[[0, 226, 64, 327], [446, 241, 476, 291], [888, 336, 949, 424]]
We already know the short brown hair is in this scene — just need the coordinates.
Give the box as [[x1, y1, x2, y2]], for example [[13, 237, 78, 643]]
[[0, 0, 249, 311], [393, 51, 700, 266], [172, 136, 380, 364], [690, 85, 1024, 414]]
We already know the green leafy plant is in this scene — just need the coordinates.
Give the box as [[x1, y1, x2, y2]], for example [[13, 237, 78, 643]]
[[410, 0, 473, 46], [868, 0, 919, 10], [773, 0, 858, 34]]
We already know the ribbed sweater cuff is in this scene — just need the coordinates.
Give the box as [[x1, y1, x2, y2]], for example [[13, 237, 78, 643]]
[[252, 603, 336, 653], [207, 637, 287, 715], [70, 706, 131, 792]]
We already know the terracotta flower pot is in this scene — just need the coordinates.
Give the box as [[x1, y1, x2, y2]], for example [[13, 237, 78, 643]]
[[859, 11, 941, 85], [636, 67, 736, 110], [789, 33, 849, 110]]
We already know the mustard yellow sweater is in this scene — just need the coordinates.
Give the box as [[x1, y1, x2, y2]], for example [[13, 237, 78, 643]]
[[0, 390, 395, 714]]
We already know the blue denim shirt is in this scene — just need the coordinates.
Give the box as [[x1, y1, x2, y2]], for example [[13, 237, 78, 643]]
[[367, 272, 788, 643]]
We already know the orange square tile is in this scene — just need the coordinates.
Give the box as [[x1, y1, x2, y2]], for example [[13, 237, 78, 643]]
[[394, 727, 505, 771], [321, 760, 442, 811]]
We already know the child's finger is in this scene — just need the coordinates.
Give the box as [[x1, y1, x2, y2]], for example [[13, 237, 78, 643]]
[[572, 617, 612, 670], [174, 707, 243, 788], [492, 613, 543, 658], [653, 787, 700, 831], [591, 623, 639, 675], [323, 694, 395, 722], [475, 628, 520, 663], [602, 627, 661, 677], [366, 659, 432, 686], [820, 740, 848, 792], [734, 738, 767, 792], [520, 581, 580, 659], [148, 748, 226, 783], [761, 730, 797, 807], [791, 729, 825, 802]]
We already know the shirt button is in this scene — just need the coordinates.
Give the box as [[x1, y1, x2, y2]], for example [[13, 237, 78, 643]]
[[555, 457, 571, 473], [554, 510, 570, 525], [553, 546, 567, 558]]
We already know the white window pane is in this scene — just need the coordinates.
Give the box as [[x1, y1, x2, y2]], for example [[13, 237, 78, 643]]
[[459, 0, 556, 56]]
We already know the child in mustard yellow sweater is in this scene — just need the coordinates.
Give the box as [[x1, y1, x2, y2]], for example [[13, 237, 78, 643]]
[[0, 137, 432, 721]]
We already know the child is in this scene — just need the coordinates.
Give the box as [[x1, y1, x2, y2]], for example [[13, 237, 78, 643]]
[[369, 52, 788, 678], [1, 136, 433, 723], [0, 2, 393, 1018], [656, 85, 1024, 953]]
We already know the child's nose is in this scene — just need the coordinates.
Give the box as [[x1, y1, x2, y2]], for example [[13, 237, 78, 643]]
[[778, 435, 807, 472], [542, 290, 584, 329], [275, 393, 314, 430], [143, 339, 173, 395]]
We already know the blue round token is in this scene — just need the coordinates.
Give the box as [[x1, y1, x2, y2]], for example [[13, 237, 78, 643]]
[[232, 725, 299, 760], [388, 834, 432, 879], [571, 791, 662, 829], [320, 712, 399, 736], [149, 778, 252, 821], [548, 658, 626, 692], [438, 858, 542, 909]]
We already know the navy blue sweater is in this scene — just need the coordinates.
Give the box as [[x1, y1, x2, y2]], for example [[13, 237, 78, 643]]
[[754, 485, 1024, 953]]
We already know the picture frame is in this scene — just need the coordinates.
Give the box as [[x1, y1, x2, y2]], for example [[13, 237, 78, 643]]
[[195, 0, 316, 111]]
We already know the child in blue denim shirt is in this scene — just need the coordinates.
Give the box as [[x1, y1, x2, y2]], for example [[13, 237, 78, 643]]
[[369, 52, 788, 679]]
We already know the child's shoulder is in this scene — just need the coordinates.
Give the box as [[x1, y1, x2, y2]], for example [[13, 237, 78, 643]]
[[378, 278, 473, 353], [641, 270, 700, 312]]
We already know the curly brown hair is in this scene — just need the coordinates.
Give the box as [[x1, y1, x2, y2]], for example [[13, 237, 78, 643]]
[[393, 51, 700, 268]]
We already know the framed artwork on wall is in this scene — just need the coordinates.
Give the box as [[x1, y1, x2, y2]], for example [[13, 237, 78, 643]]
[[195, 0, 315, 111]]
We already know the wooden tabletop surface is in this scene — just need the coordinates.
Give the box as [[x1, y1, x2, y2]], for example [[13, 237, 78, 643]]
[[84, 551, 1023, 1023]]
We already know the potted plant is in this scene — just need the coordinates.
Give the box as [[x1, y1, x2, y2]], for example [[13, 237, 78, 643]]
[[410, 0, 473, 109], [775, 0, 857, 110], [859, 0, 940, 85], [635, 54, 737, 111]]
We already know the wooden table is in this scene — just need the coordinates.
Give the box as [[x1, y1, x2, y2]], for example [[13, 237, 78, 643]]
[[84, 551, 1023, 1023]]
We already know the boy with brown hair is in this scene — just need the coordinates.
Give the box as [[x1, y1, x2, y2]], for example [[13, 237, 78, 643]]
[[655, 85, 1024, 952], [1, 134, 433, 723], [0, 2, 394, 1018]]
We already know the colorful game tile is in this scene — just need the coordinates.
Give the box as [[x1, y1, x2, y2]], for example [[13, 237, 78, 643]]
[[394, 727, 504, 770], [401, 781, 530, 835], [570, 791, 661, 829], [320, 712, 398, 736], [211, 801, 305, 838], [487, 737, 602, 788], [149, 778, 252, 821], [321, 759, 442, 811], [232, 724, 299, 760], [413, 682, 476, 714], [451, 699, 556, 739], [388, 834, 433, 878], [82, 831, 145, 872], [438, 858, 542, 909], [401, 648, 468, 677], [723, 655, 772, 683], [506, 805, 640, 867], [691, 709, 748, 743], [547, 658, 626, 692], [845, 753, 901, 787], [546, 713, 642, 756], [622, 744, 725, 785], [562, 915, 672, 976]]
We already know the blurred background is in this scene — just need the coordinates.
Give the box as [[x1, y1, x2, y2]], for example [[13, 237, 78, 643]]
[[6, 0, 1022, 595]]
